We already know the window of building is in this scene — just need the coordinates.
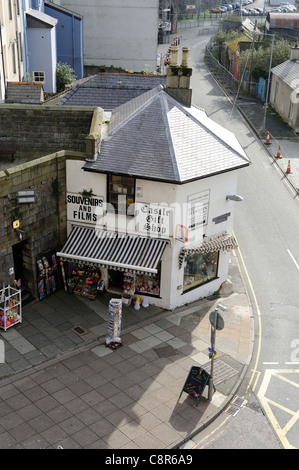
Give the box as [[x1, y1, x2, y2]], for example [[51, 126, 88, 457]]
[[33, 71, 45, 82], [107, 175, 135, 215], [8, 0, 13, 20], [183, 251, 219, 293], [12, 43, 16, 74]]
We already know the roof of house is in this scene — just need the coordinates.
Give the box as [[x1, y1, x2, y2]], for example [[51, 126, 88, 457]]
[[26, 8, 58, 27], [58, 73, 167, 110], [5, 82, 44, 104], [266, 12, 299, 28], [271, 58, 299, 88], [83, 86, 250, 184], [227, 34, 252, 53]]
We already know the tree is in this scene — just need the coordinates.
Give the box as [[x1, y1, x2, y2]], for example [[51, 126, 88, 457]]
[[56, 62, 76, 93], [239, 38, 292, 81]]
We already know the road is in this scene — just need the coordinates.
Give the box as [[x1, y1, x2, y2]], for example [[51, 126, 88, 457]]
[[174, 26, 299, 449]]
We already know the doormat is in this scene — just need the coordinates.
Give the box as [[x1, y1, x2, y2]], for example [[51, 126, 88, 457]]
[[72, 325, 88, 336], [154, 345, 180, 358]]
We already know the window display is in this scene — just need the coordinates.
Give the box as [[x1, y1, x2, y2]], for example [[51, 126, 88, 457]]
[[183, 251, 218, 292], [59, 262, 104, 300], [135, 266, 161, 297]]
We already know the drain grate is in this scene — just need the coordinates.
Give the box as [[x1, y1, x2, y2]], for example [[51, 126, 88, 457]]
[[225, 395, 247, 417], [72, 325, 88, 336]]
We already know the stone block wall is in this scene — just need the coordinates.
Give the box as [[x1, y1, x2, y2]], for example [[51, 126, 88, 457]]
[[0, 105, 102, 155], [0, 151, 86, 297]]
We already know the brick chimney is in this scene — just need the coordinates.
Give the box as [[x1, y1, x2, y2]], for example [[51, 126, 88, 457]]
[[165, 46, 192, 107], [290, 45, 299, 61]]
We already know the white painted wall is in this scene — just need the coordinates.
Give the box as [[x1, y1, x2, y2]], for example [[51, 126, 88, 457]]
[[65, 160, 241, 309], [57, 0, 159, 72]]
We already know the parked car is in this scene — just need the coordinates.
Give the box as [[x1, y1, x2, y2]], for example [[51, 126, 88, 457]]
[[280, 2, 297, 9], [219, 6, 228, 11], [223, 4, 233, 10], [240, 8, 250, 14], [271, 7, 282, 11]]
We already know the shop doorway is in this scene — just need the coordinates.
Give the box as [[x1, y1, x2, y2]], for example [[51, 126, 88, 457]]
[[108, 269, 123, 294], [12, 242, 23, 283]]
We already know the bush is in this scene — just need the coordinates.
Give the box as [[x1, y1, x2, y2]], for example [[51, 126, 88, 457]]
[[56, 62, 76, 93]]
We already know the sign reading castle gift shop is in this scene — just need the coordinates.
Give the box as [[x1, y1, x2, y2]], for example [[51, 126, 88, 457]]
[[135, 203, 173, 238], [67, 193, 104, 224]]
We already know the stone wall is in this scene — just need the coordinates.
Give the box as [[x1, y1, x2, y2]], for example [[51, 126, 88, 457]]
[[0, 105, 103, 158], [0, 151, 86, 297]]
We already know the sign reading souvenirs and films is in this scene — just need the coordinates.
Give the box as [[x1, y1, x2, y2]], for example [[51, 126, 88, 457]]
[[187, 189, 210, 231], [135, 203, 174, 238], [66, 193, 104, 225]]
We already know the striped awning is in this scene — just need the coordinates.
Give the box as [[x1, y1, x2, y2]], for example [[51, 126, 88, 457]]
[[57, 226, 168, 275], [179, 232, 238, 268]]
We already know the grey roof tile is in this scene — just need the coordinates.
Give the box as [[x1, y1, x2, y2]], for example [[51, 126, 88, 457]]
[[271, 59, 299, 88], [84, 87, 250, 183], [58, 73, 167, 110]]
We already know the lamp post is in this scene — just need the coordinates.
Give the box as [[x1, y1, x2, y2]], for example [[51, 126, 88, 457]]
[[208, 304, 227, 401], [262, 33, 275, 132]]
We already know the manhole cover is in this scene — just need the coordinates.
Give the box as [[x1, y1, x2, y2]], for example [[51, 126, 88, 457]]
[[154, 345, 179, 358], [72, 326, 88, 336]]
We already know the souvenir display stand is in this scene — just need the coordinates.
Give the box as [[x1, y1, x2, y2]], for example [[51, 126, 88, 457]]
[[122, 272, 135, 306], [106, 298, 122, 349], [0, 285, 22, 331], [60, 262, 104, 300]]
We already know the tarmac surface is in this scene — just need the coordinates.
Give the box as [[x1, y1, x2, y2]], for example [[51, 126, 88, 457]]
[[0, 251, 253, 449]]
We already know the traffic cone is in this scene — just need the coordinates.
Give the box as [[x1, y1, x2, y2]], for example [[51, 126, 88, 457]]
[[265, 132, 271, 145], [286, 160, 291, 174], [275, 145, 282, 159]]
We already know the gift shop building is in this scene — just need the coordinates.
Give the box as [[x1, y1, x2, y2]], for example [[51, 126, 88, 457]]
[[57, 48, 250, 310]]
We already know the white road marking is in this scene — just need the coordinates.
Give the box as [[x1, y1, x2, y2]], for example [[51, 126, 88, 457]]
[[287, 249, 299, 271]]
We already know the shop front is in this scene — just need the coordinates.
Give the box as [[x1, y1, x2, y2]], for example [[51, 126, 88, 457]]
[[56, 225, 168, 306]]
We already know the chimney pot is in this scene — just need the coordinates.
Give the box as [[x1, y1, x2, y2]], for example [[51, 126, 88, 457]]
[[169, 46, 179, 66], [290, 45, 299, 61], [181, 47, 190, 67]]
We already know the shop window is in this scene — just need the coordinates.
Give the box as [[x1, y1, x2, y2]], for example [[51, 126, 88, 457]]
[[107, 175, 135, 215], [183, 251, 218, 293], [136, 264, 161, 297]]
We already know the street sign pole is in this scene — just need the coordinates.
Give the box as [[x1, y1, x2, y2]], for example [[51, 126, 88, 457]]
[[208, 304, 227, 401], [208, 309, 217, 401]]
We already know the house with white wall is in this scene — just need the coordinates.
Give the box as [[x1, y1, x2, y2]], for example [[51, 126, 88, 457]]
[[57, 47, 250, 310], [270, 46, 299, 132], [0, 0, 25, 101], [57, 0, 159, 73]]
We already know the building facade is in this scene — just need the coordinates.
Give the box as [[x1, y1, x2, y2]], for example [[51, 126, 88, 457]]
[[56, 49, 250, 310], [270, 46, 299, 132], [0, 0, 25, 101], [57, 0, 159, 73]]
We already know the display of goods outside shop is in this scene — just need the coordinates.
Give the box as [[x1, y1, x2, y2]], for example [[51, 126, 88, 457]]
[[0, 285, 22, 331]]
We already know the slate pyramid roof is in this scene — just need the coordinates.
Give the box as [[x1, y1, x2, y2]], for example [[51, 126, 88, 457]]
[[83, 86, 250, 184]]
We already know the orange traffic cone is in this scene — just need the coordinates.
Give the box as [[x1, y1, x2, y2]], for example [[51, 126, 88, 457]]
[[275, 145, 282, 159], [265, 132, 271, 145], [286, 160, 291, 174]]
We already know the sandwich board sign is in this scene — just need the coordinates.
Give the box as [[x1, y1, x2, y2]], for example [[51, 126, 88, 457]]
[[179, 366, 210, 406]]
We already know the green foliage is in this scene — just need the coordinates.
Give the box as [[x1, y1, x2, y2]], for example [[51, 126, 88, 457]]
[[56, 62, 76, 92], [239, 38, 292, 80], [212, 30, 241, 45]]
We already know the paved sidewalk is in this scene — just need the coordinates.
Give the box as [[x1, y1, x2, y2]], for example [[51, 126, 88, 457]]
[[0, 251, 253, 449]]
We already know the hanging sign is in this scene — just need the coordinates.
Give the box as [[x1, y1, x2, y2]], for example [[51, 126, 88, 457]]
[[67, 193, 104, 225]]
